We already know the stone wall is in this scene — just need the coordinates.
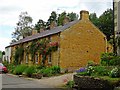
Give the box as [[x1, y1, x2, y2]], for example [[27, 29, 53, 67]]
[[59, 11, 107, 70]]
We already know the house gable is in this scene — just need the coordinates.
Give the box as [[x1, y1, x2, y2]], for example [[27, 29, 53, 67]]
[[59, 10, 107, 70]]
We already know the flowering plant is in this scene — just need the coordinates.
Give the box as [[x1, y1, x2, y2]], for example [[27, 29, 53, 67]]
[[76, 67, 86, 73], [109, 67, 120, 78]]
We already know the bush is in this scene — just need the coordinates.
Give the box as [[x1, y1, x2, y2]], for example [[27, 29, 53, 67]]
[[93, 66, 110, 76], [109, 67, 120, 78], [13, 64, 28, 75], [109, 56, 120, 66], [101, 53, 115, 66], [23, 66, 36, 77], [50, 66, 60, 74], [7, 63, 16, 73], [101, 53, 120, 66], [66, 80, 75, 88], [39, 66, 60, 77], [40, 68, 52, 77]]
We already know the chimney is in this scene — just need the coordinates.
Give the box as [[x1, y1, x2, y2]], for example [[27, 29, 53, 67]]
[[50, 21, 57, 29], [32, 30, 37, 35], [40, 27, 45, 33], [80, 10, 89, 20], [63, 16, 69, 25]]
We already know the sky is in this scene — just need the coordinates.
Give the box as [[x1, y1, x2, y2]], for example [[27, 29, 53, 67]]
[[0, 0, 113, 51]]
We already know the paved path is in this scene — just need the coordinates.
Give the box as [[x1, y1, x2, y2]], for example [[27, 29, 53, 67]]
[[2, 73, 76, 88], [35, 73, 76, 87]]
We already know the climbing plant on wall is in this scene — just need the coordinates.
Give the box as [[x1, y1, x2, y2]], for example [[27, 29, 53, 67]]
[[28, 38, 58, 65], [14, 46, 24, 65]]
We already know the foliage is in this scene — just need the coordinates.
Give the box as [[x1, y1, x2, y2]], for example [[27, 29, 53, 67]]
[[2, 60, 9, 67], [76, 66, 94, 76], [13, 64, 28, 75], [66, 80, 75, 88], [38, 66, 60, 77], [67, 12, 78, 21], [28, 39, 58, 65], [98, 9, 113, 41], [89, 13, 99, 28], [34, 19, 46, 33], [76, 67, 86, 73], [12, 11, 33, 42], [101, 53, 120, 66], [7, 63, 16, 73], [14, 46, 24, 65], [100, 53, 115, 66], [93, 66, 110, 76], [46, 11, 57, 29], [23, 66, 36, 77], [90, 9, 113, 41], [109, 67, 120, 78]]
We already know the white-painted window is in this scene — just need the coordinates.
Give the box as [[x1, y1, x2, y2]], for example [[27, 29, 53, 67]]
[[48, 54, 52, 63]]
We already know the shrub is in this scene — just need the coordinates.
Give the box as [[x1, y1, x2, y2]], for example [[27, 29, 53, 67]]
[[23, 66, 36, 77], [77, 66, 94, 76], [40, 68, 53, 77], [109, 56, 120, 66], [101, 53, 115, 66], [7, 63, 16, 73], [38, 66, 60, 77], [109, 67, 120, 78], [93, 66, 110, 76], [13, 64, 28, 75], [66, 80, 75, 88], [50, 66, 60, 74]]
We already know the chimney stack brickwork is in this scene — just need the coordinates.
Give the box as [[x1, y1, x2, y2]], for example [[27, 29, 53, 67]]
[[80, 10, 89, 20]]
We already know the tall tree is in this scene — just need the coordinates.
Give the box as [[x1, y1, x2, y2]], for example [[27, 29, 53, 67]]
[[46, 11, 57, 29], [98, 9, 113, 41], [89, 13, 99, 28], [67, 12, 79, 21], [34, 19, 46, 33], [57, 11, 67, 26], [12, 12, 33, 42]]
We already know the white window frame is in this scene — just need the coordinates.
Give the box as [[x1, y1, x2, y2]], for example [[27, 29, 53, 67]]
[[48, 54, 52, 64]]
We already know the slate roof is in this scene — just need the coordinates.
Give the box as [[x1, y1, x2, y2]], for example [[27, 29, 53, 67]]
[[8, 20, 79, 47]]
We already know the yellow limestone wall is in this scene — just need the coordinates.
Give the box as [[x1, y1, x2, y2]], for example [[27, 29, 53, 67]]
[[59, 11, 107, 70], [50, 34, 60, 66]]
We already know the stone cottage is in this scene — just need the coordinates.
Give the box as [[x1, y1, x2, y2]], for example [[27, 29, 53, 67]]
[[6, 10, 111, 71]]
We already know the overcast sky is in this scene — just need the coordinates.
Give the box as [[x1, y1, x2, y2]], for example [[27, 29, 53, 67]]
[[0, 0, 113, 51]]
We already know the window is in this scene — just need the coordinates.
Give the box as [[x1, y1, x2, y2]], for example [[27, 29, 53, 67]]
[[35, 54, 38, 64], [26, 54, 28, 63], [48, 54, 52, 63]]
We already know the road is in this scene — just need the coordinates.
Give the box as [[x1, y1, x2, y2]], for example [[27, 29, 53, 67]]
[[2, 74, 53, 88]]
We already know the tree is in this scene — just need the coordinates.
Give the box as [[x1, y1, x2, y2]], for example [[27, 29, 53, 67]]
[[12, 12, 33, 42], [46, 11, 57, 29], [57, 11, 67, 26], [67, 12, 79, 21], [98, 9, 113, 41], [89, 13, 99, 28], [34, 19, 46, 33]]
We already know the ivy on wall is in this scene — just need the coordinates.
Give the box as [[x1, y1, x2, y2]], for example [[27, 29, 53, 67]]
[[26, 39, 58, 65], [14, 46, 24, 65]]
